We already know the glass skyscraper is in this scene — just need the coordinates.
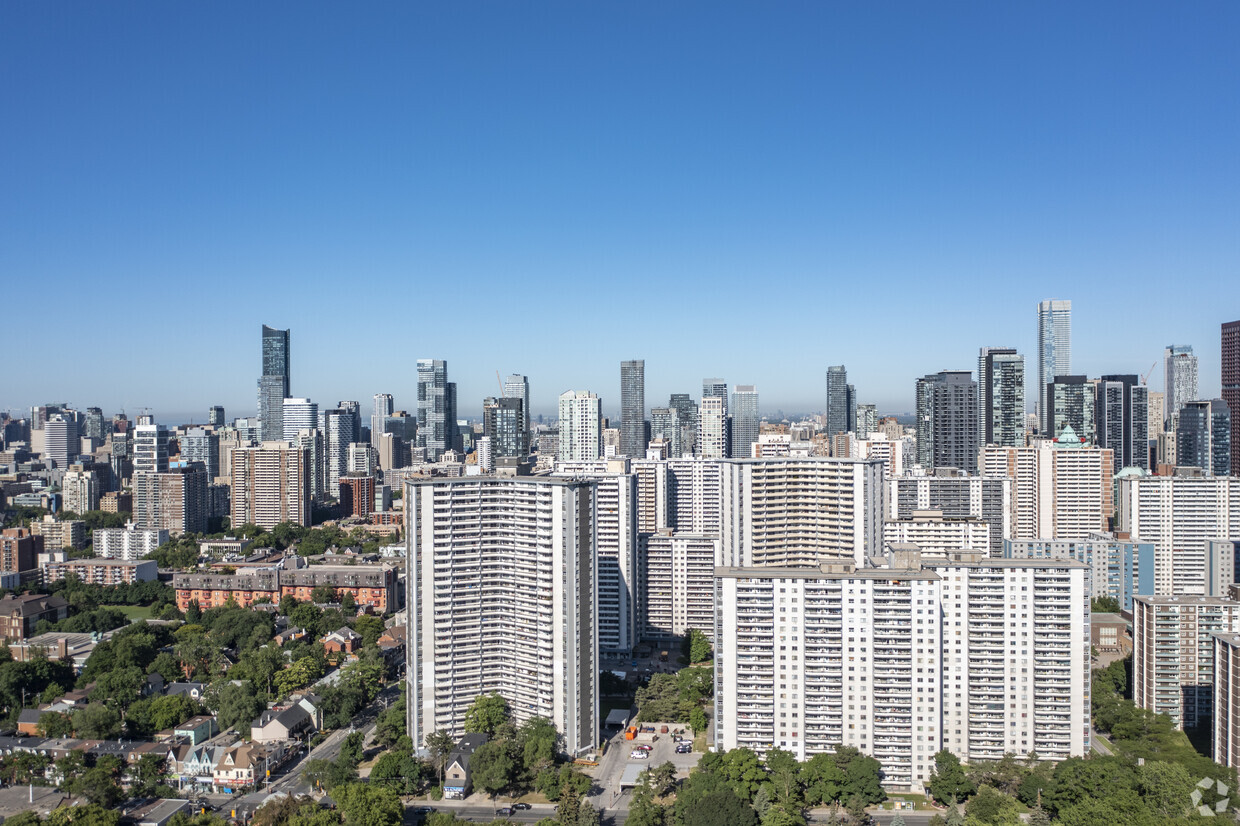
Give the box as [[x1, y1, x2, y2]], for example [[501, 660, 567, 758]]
[[620, 360, 647, 458], [258, 324, 290, 442], [1037, 300, 1071, 434]]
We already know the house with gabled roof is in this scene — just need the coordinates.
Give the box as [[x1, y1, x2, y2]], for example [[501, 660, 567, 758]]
[[250, 704, 313, 744], [443, 733, 489, 799]]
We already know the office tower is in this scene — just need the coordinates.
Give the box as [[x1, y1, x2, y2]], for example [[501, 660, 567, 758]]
[[620, 360, 647, 458], [62, 466, 100, 514], [1048, 376, 1094, 443], [1004, 534, 1154, 611], [208, 406, 225, 428], [1037, 299, 1072, 433], [825, 366, 851, 439], [639, 532, 718, 643], [916, 371, 979, 472], [230, 442, 311, 528], [1095, 375, 1149, 472], [417, 360, 457, 461], [132, 423, 169, 475], [1164, 344, 1199, 426], [405, 476, 598, 756], [730, 386, 760, 459], [503, 374, 531, 434], [348, 442, 377, 476], [339, 474, 376, 519], [83, 408, 105, 441], [720, 457, 885, 567], [42, 414, 78, 469], [179, 428, 219, 482], [702, 378, 728, 417], [323, 408, 355, 498], [1134, 596, 1240, 729], [982, 438, 1113, 542], [1225, 322, 1240, 478], [281, 398, 318, 445], [296, 428, 326, 503], [1178, 399, 1233, 476], [697, 397, 729, 459], [557, 390, 603, 461], [889, 476, 1011, 556], [553, 462, 638, 654], [978, 347, 1025, 447], [715, 554, 1089, 788], [258, 324, 291, 442], [855, 404, 878, 438], [133, 464, 208, 534], [371, 394, 394, 451], [482, 397, 528, 458], [1116, 475, 1240, 595]]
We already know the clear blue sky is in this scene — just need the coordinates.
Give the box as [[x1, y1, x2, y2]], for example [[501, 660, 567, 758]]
[[3, 2, 1238, 423]]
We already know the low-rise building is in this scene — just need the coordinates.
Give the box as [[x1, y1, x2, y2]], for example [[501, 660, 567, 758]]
[[278, 565, 397, 612], [0, 594, 70, 642], [324, 627, 361, 657], [172, 570, 279, 611], [443, 733, 489, 799], [173, 716, 219, 746], [30, 516, 87, 551], [250, 705, 314, 744], [42, 558, 157, 587], [213, 743, 259, 790]]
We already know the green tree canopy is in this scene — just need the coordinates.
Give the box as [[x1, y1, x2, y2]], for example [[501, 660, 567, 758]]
[[465, 692, 512, 737], [927, 750, 975, 806]]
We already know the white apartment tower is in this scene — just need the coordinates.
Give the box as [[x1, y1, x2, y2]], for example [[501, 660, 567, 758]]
[[62, 466, 100, 515], [557, 391, 603, 462], [282, 398, 319, 444], [230, 442, 312, 528], [1164, 345, 1199, 425], [721, 457, 885, 567], [405, 476, 598, 756], [981, 437, 1113, 542], [640, 531, 719, 643], [697, 397, 729, 460], [94, 524, 169, 561]]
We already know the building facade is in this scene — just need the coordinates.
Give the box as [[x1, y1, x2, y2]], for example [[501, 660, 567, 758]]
[[230, 443, 311, 528], [981, 438, 1113, 542], [557, 391, 603, 462], [258, 325, 291, 443], [730, 386, 760, 460], [620, 359, 647, 459], [1003, 534, 1154, 612], [1037, 299, 1072, 434], [1164, 344, 1199, 426], [978, 348, 1025, 448]]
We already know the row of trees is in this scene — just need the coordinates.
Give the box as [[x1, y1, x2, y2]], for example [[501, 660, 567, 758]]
[[634, 667, 712, 730]]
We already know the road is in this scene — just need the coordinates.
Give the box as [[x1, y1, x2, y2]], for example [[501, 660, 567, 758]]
[[1090, 728, 1114, 756]]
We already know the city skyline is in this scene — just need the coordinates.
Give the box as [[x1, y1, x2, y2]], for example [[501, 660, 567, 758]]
[[3, 5, 1238, 419]]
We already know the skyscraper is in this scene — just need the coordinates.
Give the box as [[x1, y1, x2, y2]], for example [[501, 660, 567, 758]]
[[371, 394, 394, 451], [978, 347, 1025, 447], [1224, 321, 1240, 478], [620, 360, 647, 458], [1177, 399, 1232, 476], [181, 428, 220, 481], [1095, 375, 1149, 472], [208, 406, 226, 428], [702, 378, 729, 418], [483, 396, 528, 458], [1164, 345, 1199, 425], [1048, 376, 1094, 444], [282, 398, 318, 444], [916, 371, 979, 472], [1037, 300, 1072, 434], [697, 397, 729, 459], [668, 394, 698, 458], [649, 407, 680, 457], [231, 442, 311, 528], [557, 391, 603, 461], [730, 385, 760, 459], [416, 360, 457, 461], [825, 366, 851, 439], [323, 408, 355, 498], [258, 325, 290, 443], [503, 374, 531, 434]]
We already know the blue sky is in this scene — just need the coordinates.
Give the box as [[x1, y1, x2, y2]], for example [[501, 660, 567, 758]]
[[3, 3, 1238, 423]]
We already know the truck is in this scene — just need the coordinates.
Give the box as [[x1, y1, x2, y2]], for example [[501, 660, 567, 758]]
[[659, 650, 669, 662]]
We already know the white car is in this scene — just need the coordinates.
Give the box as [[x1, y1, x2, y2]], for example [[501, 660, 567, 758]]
[[630, 750, 649, 759]]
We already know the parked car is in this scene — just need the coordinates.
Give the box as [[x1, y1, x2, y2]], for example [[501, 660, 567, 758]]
[[635, 744, 653, 752], [495, 807, 514, 817], [676, 743, 692, 754], [630, 750, 649, 759]]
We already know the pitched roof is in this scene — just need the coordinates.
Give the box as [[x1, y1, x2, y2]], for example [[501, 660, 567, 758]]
[[251, 705, 311, 730]]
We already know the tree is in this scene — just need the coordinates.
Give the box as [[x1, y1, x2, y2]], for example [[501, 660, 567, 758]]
[[470, 740, 517, 798], [1026, 804, 1050, 826], [689, 707, 707, 734], [801, 753, 848, 806], [340, 731, 365, 768], [340, 592, 357, 613], [764, 749, 803, 809], [213, 680, 265, 732], [465, 692, 512, 737], [759, 807, 803, 826], [628, 779, 669, 826], [71, 765, 124, 808], [1091, 596, 1121, 614], [576, 801, 599, 826], [518, 716, 561, 778], [3, 812, 42, 826], [683, 788, 757, 826], [1056, 788, 1155, 826], [926, 750, 975, 806], [369, 750, 423, 795], [647, 761, 678, 797], [47, 803, 119, 826], [425, 729, 457, 787], [374, 695, 407, 747], [1135, 760, 1193, 820], [252, 794, 304, 826], [334, 782, 403, 826], [353, 614, 383, 648], [72, 703, 121, 739], [962, 785, 1019, 826], [557, 785, 583, 826], [302, 758, 357, 792], [687, 629, 713, 664], [311, 585, 338, 604], [38, 711, 75, 737], [943, 800, 964, 826], [844, 796, 872, 826]]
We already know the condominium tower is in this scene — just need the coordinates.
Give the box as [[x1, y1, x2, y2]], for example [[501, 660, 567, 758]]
[[1165, 345, 1199, 425], [1037, 299, 1071, 434], [1224, 321, 1240, 477], [258, 325, 291, 442], [416, 359, 457, 461], [558, 391, 603, 462], [620, 360, 647, 459], [730, 385, 760, 460], [978, 347, 1025, 448], [825, 366, 854, 439], [230, 442, 312, 528]]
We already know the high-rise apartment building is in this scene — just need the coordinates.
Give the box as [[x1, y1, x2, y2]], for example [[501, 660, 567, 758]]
[[915, 371, 979, 472], [42, 414, 78, 469], [132, 424, 169, 476], [133, 465, 208, 534], [503, 374, 531, 435], [371, 394, 394, 452], [258, 325, 291, 443], [94, 525, 169, 561], [557, 391, 603, 462], [668, 394, 698, 458], [855, 404, 878, 437], [889, 475, 1011, 556], [715, 554, 1089, 791], [697, 397, 729, 459], [1213, 631, 1240, 768], [323, 408, 355, 499], [702, 379, 728, 417], [62, 466, 100, 515], [1117, 475, 1240, 595], [639, 531, 717, 643], [1134, 596, 1240, 729], [339, 474, 376, 519], [1178, 399, 1233, 476], [181, 428, 220, 482], [632, 457, 724, 536], [296, 428, 326, 503], [1047, 376, 1094, 444], [649, 407, 682, 458], [730, 386, 760, 459], [416, 360, 457, 461], [405, 476, 598, 756], [1095, 375, 1149, 472], [230, 442, 311, 529], [1004, 534, 1154, 612], [825, 366, 853, 439], [1164, 345, 1199, 425], [208, 406, 225, 427], [620, 360, 647, 459], [1037, 299, 1072, 434], [281, 398, 318, 445], [483, 397, 528, 458], [1224, 321, 1240, 478], [978, 348, 1025, 448], [1147, 391, 1165, 441], [982, 438, 1113, 542], [720, 457, 885, 567]]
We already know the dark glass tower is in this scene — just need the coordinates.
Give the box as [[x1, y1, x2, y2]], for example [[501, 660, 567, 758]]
[[258, 325, 290, 442]]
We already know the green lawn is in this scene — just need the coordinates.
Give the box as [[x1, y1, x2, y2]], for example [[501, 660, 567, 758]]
[[113, 604, 154, 620]]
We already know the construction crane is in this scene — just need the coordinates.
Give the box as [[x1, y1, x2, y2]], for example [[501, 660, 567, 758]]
[[1141, 362, 1157, 387], [496, 370, 504, 393]]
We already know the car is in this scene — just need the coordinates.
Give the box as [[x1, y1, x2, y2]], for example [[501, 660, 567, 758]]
[[676, 743, 692, 754], [512, 804, 531, 811], [635, 744, 653, 752], [413, 808, 434, 816], [630, 750, 649, 759], [495, 807, 514, 817]]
